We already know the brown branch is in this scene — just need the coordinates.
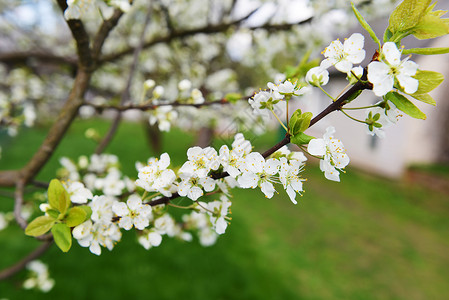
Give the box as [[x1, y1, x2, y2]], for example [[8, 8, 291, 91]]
[[98, 13, 309, 65], [0, 51, 77, 67], [92, 9, 124, 62], [14, 179, 28, 230], [146, 71, 372, 207], [95, 3, 153, 154], [0, 241, 53, 281], [88, 98, 236, 112]]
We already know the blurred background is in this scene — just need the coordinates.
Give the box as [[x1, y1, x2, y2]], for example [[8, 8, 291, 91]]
[[1, 0, 449, 299]]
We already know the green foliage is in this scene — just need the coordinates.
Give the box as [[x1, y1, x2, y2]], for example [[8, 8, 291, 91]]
[[412, 4, 449, 40], [65, 206, 88, 227], [51, 224, 72, 253], [412, 70, 444, 94], [24, 178, 91, 251], [288, 109, 312, 136], [402, 47, 449, 55], [384, 91, 426, 119], [24, 216, 55, 237], [351, 3, 381, 47], [290, 132, 314, 146], [48, 179, 70, 215], [387, 0, 449, 42], [410, 93, 436, 106]]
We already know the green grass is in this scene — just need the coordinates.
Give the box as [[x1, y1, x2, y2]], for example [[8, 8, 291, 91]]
[[1, 120, 449, 300]]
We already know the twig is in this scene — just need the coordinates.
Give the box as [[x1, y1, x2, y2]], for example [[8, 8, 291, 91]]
[[0, 241, 53, 281], [14, 179, 28, 230], [95, 2, 153, 154], [99, 14, 311, 65]]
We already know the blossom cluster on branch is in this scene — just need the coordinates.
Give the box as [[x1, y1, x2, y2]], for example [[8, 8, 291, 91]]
[[0, 0, 448, 293]]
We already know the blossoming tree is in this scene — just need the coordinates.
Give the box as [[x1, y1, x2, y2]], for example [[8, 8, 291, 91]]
[[0, 0, 448, 292]]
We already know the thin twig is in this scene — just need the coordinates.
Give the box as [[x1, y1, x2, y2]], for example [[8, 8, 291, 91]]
[[95, 2, 153, 154], [0, 240, 53, 281]]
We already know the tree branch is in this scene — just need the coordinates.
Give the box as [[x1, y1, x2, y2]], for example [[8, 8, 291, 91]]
[[0, 240, 53, 281], [99, 16, 311, 65], [0, 51, 77, 67], [95, 3, 153, 154], [145, 71, 372, 207]]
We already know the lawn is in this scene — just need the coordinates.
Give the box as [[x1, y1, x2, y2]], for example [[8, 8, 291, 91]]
[[1, 120, 449, 300]]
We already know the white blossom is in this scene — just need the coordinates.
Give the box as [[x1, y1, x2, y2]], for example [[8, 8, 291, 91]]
[[237, 152, 280, 198], [112, 195, 152, 230], [308, 126, 349, 182], [177, 173, 216, 201], [322, 33, 365, 73], [73, 220, 122, 255], [207, 195, 232, 235], [135, 153, 176, 196], [278, 157, 305, 204], [23, 260, 54, 292], [368, 42, 419, 96], [179, 146, 219, 178], [64, 181, 93, 204], [138, 230, 163, 250], [306, 66, 329, 87]]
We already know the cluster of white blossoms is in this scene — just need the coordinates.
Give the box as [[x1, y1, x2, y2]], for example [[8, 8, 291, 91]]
[[249, 79, 305, 120], [136, 133, 308, 204], [305, 33, 419, 139], [22, 260, 55, 293], [308, 127, 350, 182]]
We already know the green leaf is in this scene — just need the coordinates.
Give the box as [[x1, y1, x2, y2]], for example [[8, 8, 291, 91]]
[[51, 223, 72, 253], [413, 70, 444, 94], [25, 216, 55, 237], [79, 205, 92, 221], [388, 0, 431, 34], [291, 132, 315, 146], [47, 209, 60, 219], [289, 109, 313, 135], [412, 4, 449, 39], [351, 3, 380, 47], [383, 28, 393, 43], [65, 207, 88, 227], [48, 179, 70, 214], [410, 93, 436, 105], [402, 47, 449, 55], [385, 92, 426, 119]]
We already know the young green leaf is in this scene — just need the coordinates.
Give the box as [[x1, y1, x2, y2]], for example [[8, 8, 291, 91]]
[[65, 207, 88, 227], [410, 93, 436, 105], [412, 4, 449, 40], [290, 132, 315, 146], [48, 179, 71, 214], [25, 216, 55, 237], [78, 205, 92, 221], [413, 70, 444, 94], [402, 47, 449, 55], [51, 223, 72, 253], [289, 109, 313, 135], [383, 28, 393, 43], [385, 92, 426, 119], [388, 0, 431, 35], [351, 3, 380, 47], [46, 209, 60, 219]]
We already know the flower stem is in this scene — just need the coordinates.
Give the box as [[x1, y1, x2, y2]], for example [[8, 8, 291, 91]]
[[270, 108, 288, 132], [340, 109, 368, 124], [318, 86, 335, 101], [343, 104, 380, 110]]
